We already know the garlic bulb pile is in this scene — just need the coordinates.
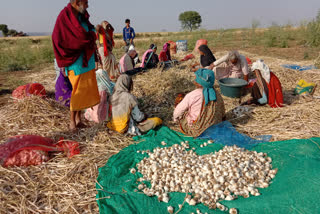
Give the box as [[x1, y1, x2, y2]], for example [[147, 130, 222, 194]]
[[134, 142, 277, 211]]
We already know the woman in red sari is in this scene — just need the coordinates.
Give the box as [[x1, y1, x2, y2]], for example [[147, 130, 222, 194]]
[[244, 59, 284, 108]]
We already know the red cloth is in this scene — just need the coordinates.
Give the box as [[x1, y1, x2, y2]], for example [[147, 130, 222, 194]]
[[246, 57, 252, 65], [52, 3, 97, 68], [12, 83, 46, 100], [267, 72, 284, 108], [180, 54, 195, 62], [96, 27, 115, 57], [159, 50, 169, 62]]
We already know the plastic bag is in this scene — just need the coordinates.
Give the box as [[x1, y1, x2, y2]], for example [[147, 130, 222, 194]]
[[12, 83, 46, 100], [0, 135, 80, 167], [294, 79, 316, 95], [194, 39, 208, 52]]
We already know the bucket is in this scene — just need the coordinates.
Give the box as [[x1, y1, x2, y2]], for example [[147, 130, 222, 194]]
[[176, 40, 188, 52], [218, 78, 248, 98]]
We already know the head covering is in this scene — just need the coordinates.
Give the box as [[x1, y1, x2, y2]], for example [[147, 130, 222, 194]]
[[108, 74, 138, 133], [52, 3, 96, 68], [195, 69, 217, 105], [162, 43, 171, 61], [163, 43, 169, 52], [150, 44, 157, 49], [251, 59, 271, 83], [198, 45, 216, 67], [128, 50, 137, 58]]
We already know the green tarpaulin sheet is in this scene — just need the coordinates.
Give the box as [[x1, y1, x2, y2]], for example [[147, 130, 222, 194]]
[[96, 126, 320, 214]]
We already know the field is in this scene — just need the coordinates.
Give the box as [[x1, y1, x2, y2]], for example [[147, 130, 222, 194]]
[[0, 26, 320, 213]]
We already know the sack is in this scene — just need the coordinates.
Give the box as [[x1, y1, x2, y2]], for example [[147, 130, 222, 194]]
[[176, 40, 188, 52], [12, 83, 46, 100], [294, 79, 316, 95], [194, 39, 208, 52], [0, 135, 80, 167], [167, 41, 177, 55]]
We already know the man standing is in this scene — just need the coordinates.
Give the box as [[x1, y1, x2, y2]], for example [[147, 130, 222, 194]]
[[123, 19, 135, 47], [52, 0, 100, 131]]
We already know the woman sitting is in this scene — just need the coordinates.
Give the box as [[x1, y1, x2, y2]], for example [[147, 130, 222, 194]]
[[243, 60, 284, 108], [140, 44, 159, 69], [210, 50, 249, 81], [84, 69, 115, 123], [119, 50, 143, 76], [191, 44, 216, 72], [173, 69, 225, 137], [96, 21, 119, 82], [107, 74, 162, 135], [159, 43, 177, 68]]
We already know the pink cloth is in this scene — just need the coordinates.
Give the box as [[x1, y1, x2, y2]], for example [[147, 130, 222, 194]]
[[173, 89, 203, 125], [119, 54, 127, 73], [84, 91, 108, 123], [140, 49, 153, 68]]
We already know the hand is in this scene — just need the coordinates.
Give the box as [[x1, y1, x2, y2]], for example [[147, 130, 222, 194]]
[[130, 39, 133, 44], [95, 62, 99, 70], [209, 63, 215, 70], [123, 41, 127, 46]]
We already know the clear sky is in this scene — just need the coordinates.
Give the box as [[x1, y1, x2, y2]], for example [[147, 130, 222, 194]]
[[0, 0, 319, 34]]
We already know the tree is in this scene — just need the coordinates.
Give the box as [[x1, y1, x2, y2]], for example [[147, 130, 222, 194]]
[[179, 11, 202, 31], [8, 29, 18, 37], [0, 24, 9, 37]]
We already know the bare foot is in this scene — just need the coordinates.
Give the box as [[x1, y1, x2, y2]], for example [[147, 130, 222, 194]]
[[69, 122, 77, 133]]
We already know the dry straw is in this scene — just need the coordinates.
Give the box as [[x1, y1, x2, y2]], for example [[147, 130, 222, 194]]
[[1, 50, 320, 213]]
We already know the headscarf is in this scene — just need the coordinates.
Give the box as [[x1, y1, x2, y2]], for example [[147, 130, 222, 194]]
[[96, 21, 115, 57], [96, 26, 108, 57], [195, 69, 217, 105], [150, 44, 157, 49], [163, 43, 169, 52], [108, 74, 138, 133], [162, 43, 171, 60], [198, 45, 216, 67], [251, 59, 271, 83]]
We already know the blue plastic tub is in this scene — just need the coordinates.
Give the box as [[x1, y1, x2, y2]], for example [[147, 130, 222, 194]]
[[218, 78, 248, 98]]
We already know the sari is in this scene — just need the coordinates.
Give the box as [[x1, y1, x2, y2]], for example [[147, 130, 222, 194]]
[[84, 69, 115, 123], [107, 75, 162, 135]]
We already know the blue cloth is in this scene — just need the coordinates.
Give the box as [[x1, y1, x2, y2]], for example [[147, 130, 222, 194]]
[[66, 16, 95, 76], [198, 121, 268, 149], [123, 27, 135, 41], [258, 92, 268, 104], [281, 64, 317, 71], [195, 68, 216, 105]]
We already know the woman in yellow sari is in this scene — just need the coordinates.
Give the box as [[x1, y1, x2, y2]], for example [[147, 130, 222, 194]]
[[107, 75, 162, 135]]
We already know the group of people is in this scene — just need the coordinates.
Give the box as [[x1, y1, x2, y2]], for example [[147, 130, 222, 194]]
[[52, 0, 284, 137]]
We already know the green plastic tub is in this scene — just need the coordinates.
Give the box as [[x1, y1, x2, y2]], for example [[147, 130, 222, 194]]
[[218, 78, 248, 98]]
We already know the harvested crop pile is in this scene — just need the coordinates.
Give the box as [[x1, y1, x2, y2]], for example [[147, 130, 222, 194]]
[[135, 141, 277, 212]]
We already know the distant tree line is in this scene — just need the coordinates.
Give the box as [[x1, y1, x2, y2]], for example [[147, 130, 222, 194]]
[[0, 24, 27, 37]]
